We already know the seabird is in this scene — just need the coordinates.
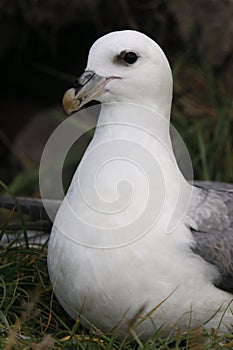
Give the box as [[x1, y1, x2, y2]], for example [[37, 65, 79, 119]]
[[47, 30, 233, 339]]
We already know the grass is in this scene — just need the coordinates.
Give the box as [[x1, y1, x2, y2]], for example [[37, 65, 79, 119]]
[[0, 223, 233, 349], [0, 57, 232, 348], [172, 56, 233, 183]]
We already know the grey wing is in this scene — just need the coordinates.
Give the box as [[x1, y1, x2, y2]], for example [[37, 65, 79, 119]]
[[194, 180, 233, 191], [186, 182, 233, 293], [0, 196, 61, 247], [0, 196, 61, 222]]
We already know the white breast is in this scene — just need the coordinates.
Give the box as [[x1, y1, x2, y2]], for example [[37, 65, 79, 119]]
[[48, 104, 233, 338]]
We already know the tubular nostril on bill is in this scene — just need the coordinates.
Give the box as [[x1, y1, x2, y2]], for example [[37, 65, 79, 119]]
[[74, 71, 95, 87], [74, 71, 96, 95]]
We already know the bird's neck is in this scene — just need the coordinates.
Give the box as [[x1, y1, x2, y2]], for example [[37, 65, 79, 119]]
[[92, 102, 189, 191], [87, 102, 191, 234], [94, 102, 172, 150]]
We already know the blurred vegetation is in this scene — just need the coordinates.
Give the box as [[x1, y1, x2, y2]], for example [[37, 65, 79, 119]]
[[0, 0, 233, 348]]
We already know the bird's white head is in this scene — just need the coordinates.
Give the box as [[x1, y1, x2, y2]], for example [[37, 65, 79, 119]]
[[63, 30, 173, 119]]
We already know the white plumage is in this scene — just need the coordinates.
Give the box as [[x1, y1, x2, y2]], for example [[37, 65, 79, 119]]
[[47, 30, 233, 339]]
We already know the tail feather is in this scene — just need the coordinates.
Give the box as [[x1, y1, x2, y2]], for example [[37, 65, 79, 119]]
[[0, 196, 61, 222]]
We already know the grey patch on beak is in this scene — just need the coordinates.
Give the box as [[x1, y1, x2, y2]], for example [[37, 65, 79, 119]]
[[73, 71, 96, 95]]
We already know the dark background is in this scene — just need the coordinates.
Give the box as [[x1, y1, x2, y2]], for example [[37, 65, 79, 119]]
[[0, 0, 232, 195]]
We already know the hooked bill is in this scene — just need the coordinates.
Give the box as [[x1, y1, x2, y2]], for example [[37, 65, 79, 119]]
[[62, 88, 82, 115]]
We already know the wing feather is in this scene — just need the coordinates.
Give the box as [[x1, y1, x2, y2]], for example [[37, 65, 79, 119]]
[[187, 183, 233, 293]]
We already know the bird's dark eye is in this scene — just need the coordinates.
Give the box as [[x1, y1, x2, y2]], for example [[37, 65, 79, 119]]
[[123, 51, 138, 64]]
